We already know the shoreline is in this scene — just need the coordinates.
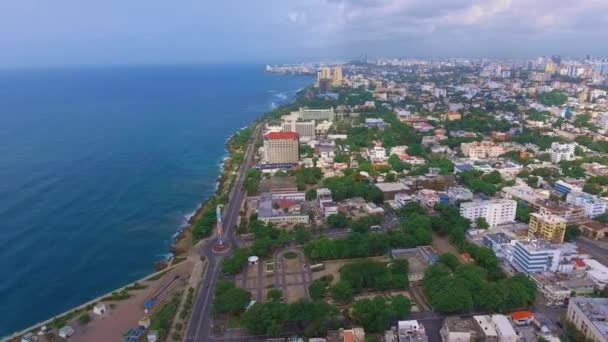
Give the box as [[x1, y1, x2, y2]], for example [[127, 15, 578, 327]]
[[1, 78, 312, 340]]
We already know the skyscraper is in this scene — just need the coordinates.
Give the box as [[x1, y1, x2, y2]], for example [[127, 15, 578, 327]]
[[332, 66, 343, 87], [317, 67, 331, 82]]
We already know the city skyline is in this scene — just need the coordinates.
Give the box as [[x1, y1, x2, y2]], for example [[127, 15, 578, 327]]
[[1, 0, 608, 67]]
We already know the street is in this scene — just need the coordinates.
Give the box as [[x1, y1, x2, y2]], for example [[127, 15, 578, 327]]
[[185, 125, 262, 342]]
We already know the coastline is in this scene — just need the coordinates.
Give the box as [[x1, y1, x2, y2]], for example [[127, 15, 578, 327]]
[[1, 75, 312, 340]]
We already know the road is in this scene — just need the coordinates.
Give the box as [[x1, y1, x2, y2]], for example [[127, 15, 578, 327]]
[[185, 125, 262, 342], [574, 237, 608, 265]]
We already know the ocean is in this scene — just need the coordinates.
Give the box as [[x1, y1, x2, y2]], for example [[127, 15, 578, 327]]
[[0, 65, 313, 336]]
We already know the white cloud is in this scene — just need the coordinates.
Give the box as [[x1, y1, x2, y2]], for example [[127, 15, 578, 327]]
[[282, 0, 608, 56]]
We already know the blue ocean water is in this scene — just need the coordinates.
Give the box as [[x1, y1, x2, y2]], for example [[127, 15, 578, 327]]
[[0, 65, 313, 336]]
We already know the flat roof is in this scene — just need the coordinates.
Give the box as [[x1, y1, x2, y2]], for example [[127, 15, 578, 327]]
[[265, 131, 299, 140]]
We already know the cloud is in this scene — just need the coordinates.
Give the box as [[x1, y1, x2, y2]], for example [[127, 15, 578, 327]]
[[284, 0, 608, 57]]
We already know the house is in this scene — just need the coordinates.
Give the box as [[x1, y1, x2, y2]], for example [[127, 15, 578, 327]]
[[58, 326, 74, 339], [147, 330, 159, 342], [93, 303, 107, 315], [510, 311, 534, 326], [578, 221, 608, 240], [21, 333, 35, 342]]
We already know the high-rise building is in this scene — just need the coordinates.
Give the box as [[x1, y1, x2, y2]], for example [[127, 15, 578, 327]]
[[545, 61, 556, 74], [551, 142, 576, 163], [512, 239, 561, 273], [281, 120, 316, 138], [262, 132, 299, 165], [459, 199, 517, 227], [528, 213, 567, 243], [332, 66, 343, 87], [294, 107, 335, 122], [317, 67, 331, 82]]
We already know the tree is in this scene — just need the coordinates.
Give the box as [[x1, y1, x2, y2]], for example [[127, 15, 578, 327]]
[[327, 212, 349, 228], [213, 280, 252, 315], [222, 248, 249, 274], [331, 280, 354, 302], [78, 313, 91, 324], [475, 217, 489, 229], [565, 225, 582, 242], [309, 280, 329, 300], [240, 302, 288, 335], [305, 189, 317, 201], [352, 295, 411, 333], [294, 226, 312, 244], [516, 205, 530, 223], [438, 253, 461, 271], [538, 90, 567, 106], [267, 289, 283, 302]]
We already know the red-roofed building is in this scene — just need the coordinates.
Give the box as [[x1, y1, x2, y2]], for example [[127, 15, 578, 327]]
[[263, 131, 299, 164], [264, 131, 299, 140], [510, 311, 534, 326]]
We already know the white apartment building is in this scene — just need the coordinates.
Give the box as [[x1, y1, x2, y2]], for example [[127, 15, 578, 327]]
[[263, 132, 299, 164], [459, 199, 517, 227], [281, 120, 316, 138], [551, 142, 576, 163], [566, 191, 608, 218], [294, 107, 335, 122], [460, 141, 505, 160]]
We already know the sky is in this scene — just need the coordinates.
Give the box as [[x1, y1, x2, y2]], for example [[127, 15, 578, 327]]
[[1, 0, 608, 67]]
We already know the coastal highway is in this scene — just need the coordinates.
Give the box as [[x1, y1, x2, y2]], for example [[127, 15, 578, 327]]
[[185, 125, 261, 342]]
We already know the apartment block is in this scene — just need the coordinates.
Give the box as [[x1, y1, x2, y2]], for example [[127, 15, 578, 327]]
[[459, 199, 517, 227], [528, 213, 568, 243]]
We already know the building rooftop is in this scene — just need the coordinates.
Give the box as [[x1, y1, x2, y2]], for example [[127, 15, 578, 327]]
[[265, 131, 299, 140], [571, 297, 608, 339], [517, 239, 561, 254], [531, 212, 567, 224]]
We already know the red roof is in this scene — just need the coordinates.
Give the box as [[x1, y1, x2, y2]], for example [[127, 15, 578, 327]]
[[573, 259, 586, 267], [265, 132, 299, 140], [511, 311, 534, 320]]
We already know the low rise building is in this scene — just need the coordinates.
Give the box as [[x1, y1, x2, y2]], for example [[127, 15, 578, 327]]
[[567, 192, 607, 218], [579, 221, 608, 240], [397, 320, 428, 342], [567, 297, 608, 342], [446, 187, 474, 204], [416, 189, 439, 209], [461, 141, 505, 160], [440, 316, 482, 342]]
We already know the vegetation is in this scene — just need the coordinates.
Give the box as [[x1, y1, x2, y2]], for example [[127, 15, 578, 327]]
[[309, 275, 333, 300], [240, 300, 339, 337], [564, 225, 582, 242], [245, 168, 262, 194], [294, 167, 322, 190], [149, 291, 182, 341], [338, 259, 409, 293], [459, 170, 504, 195], [538, 90, 568, 106], [213, 281, 252, 315], [323, 174, 384, 204], [352, 295, 412, 333], [423, 257, 536, 313]]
